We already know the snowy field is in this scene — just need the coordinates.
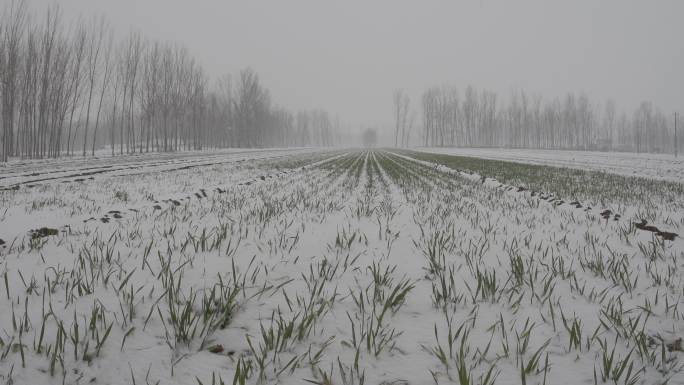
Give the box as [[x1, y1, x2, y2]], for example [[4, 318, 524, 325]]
[[0, 149, 682, 385], [0, 148, 318, 239], [419, 147, 684, 182]]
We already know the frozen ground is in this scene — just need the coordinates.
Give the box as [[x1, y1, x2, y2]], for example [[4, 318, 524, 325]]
[[0, 148, 318, 240], [0, 149, 682, 385], [419, 147, 684, 182]]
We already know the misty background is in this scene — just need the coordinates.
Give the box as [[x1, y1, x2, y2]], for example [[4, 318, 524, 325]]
[[36, 0, 684, 131], [1, 0, 682, 158]]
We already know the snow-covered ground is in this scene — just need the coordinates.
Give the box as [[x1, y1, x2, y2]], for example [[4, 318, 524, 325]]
[[0, 149, 682, 385], [0, 148, 320, 240], [419, 147, 684, 182]]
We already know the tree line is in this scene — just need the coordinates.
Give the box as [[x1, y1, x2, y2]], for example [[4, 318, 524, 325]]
[[394, 85, 680, 154], [0, 1, 339, 162]]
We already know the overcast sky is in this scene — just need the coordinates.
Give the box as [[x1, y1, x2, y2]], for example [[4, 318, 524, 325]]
[[34, 0, 684, 129]]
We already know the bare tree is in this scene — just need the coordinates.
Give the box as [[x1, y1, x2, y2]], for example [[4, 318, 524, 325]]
[[393, 89, 410, 147], [91, 27, 113, 155], [215, 74, 232, 147], [0, 1, 342, 162], [417, 83, 673, 153], [140, 41, 160, 153], [1, 0, 27, 161], [65, 20, 86, 156], [38, 5, 62, 158], [233, 68, 268, 147], [81, 16, 106, 156]]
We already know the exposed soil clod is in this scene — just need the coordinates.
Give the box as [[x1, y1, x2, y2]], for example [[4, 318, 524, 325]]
[[30, 227, 59, 239], [633, 220, 679, 241], [668, 338, 683, 352], [634, 219, 660, 232], [657, 231, 678, 241]]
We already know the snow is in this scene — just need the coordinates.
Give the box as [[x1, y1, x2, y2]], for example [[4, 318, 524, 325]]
[[0, 149, 682, 385], [418, 147, 684, 182], [0, 148, 319, 240]]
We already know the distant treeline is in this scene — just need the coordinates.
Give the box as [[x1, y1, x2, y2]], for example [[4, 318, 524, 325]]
[[394, 86, 679, 154], [0, 1, 339, 162]]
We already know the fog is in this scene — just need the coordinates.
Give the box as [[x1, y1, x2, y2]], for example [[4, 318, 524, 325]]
[[29, 0, 684, 130], [2, 4, 684, 384]]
